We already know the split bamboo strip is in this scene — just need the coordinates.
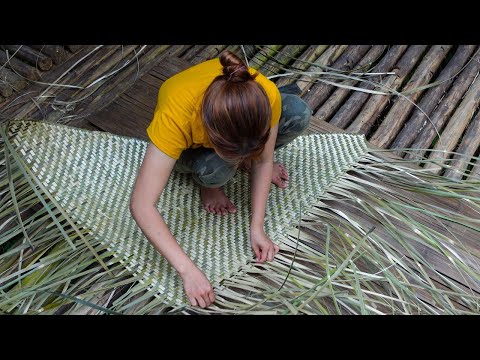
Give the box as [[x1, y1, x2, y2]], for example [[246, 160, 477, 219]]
[[346, 45, 428, 135], [369, 45, 453, 148]]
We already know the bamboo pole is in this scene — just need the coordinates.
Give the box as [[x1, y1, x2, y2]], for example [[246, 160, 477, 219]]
[[275, 45, 329, 88], [259, 45, 309, 77], [313, 45, 387, 124], [0, 49, 40, 80], [302, 45, 372, 111], [29, 45, 68, 65], [1, 45, 53, 71], [391, 45, 478, 153], [424, 77, 480, 174], [346, 45, 428, 135], [41, 45, 142, 121], [405, 52, 480, 161], [329, 46, 408, 128], [77, 45, 185, 117], [369, 45, 453, 148], [2, 45, 107, 119], [444, 109, 480, 180]]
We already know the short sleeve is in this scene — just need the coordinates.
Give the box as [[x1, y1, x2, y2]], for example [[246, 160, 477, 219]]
[[146, 111, 189, 160], [270, 85, 282, 128]]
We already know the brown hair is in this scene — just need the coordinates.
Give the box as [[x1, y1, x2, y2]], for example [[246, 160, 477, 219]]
[[201, 51, 272, 165]]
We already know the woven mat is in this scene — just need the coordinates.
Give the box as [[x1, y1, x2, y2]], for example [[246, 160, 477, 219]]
[[8, 120, 368, 305]]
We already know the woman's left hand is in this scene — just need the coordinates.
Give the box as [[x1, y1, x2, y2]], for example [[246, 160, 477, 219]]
[[250, 228, 280, 263]]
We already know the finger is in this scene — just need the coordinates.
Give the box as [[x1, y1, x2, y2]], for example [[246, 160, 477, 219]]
[[221, 207, 228, 215], [188, 296, 198, 307], [274, 244, 280, 254], [267, 247, 274, 262], [202, 294, 212, 308], [252, 245, 261, 261], [206, 205, 214, 214], [208, 289, 215, 304], [259, 248, 268, 262], [197, 295, 207, 308]]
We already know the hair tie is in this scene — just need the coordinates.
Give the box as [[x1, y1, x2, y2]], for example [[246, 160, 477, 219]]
[[228, 66, 247, 80]]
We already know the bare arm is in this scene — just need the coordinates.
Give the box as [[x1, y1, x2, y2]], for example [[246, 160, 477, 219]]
[[129, 143, 215, 308], [250, 125, 280, 262]]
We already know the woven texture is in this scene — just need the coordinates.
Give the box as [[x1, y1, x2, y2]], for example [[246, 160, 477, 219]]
[[8, 120, 368, 305]]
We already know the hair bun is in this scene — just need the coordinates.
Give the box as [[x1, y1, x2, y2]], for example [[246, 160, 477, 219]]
[[219, 50, 254, 83]]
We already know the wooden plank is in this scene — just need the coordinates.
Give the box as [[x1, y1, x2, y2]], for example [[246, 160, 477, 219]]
[[424, 76, 480, 173], [444, 109, 480, 180], [313, 45, 387, 122], [302, 45, 372, 111], [346, 45, 429, 135], [275, 45, 329, 87], [405, 51, 480, 160], [369, 45, 453, 148], [329, 45, 408, 129], [391, 45, 478, 152]]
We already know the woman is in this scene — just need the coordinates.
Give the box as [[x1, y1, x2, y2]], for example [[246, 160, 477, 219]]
[[129, 51, 311, 308]]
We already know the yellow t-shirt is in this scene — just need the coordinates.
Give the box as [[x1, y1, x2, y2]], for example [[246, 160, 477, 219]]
[[146, 58, 282, 160]]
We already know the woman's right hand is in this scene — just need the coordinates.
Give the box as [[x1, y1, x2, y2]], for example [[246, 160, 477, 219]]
[[182, 268, 215, 308]]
